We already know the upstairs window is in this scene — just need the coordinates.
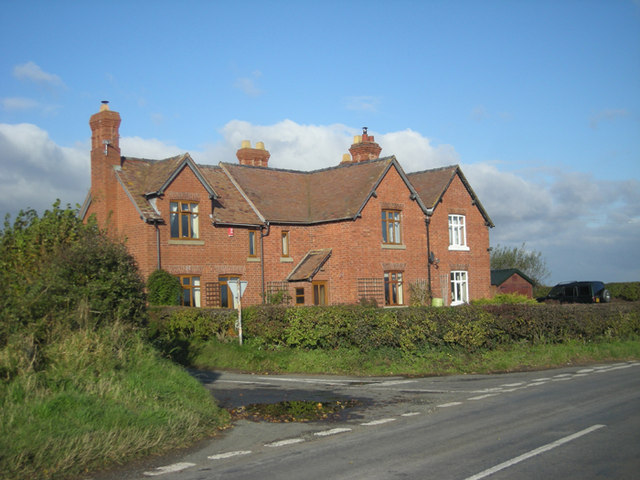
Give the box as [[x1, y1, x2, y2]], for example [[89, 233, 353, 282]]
[[281, 231, 290, 257], [248, 230, 257, 257], [382, 210, 402, 245], [448, 214, 468, 250], [170, 201, 199, 239], [179, 275, 201, 307]]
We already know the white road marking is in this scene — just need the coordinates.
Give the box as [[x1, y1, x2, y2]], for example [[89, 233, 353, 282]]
[[373, 380, 418, 387], [468, 393, 499, 401], [143, 462, 196, 476], [552, 377, 572, 381], [401, 412, 421, 417], [553, 373, 573, 378], [532, 377, 551, 382], [463, 424, 606, 480], [265, 438, 305, 447], [208, 451, 252, 460], [577, 368, 594, 373], [500, 382, 524, 387], [528, 381, 548, 386], [361, 418, 397, 426], [437, 402, 463, 408], [314, 428, 352, 437]]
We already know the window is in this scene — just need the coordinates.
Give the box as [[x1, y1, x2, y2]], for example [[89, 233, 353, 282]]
[[248, 230, 257, 257], [450, 271, 469, 305], [382, 210, 401, 245], [170, 201, 199, 239], [448, 214, 468, 250], [179, 275, 201, 307], [295, 287, 305, 305], [312, 281, 327, 305], [384, 271, 404, 306], [219, 276, 240, 309], [281, 231, 290, 257]]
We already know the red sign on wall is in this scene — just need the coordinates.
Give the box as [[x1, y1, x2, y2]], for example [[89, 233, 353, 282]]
[[228, 227, 234, 237]]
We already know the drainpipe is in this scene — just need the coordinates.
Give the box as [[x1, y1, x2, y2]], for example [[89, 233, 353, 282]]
[[260, 222, 270, 304], [425, 216, 432, 295], [155, 222, 162, 270]]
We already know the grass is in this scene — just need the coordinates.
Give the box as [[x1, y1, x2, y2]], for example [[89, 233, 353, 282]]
[[191, 337, 640, 376], [0, 324, 230, 480]]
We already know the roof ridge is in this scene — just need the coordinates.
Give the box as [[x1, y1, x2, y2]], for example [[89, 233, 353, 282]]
[[220, 156, 394, 175], [407, 164, 459, 175]]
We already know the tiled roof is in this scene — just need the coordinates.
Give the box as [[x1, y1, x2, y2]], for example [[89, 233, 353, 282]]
[[408, 165, 494, 227], [112, 154, 492, 228], [407, 165, 459, 209], [491, 268, 535, 286], [221, 157, 397, 223], [287, 249, 332, 282]]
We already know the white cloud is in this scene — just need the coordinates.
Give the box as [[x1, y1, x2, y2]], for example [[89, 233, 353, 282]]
[[12, 61, 65, 88], [0, 123, 87, 217], [2, 97, 40, 111], [120, 137, 183, 159]]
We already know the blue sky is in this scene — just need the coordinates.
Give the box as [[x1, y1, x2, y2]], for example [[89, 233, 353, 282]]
[[1, 0, 639, 284]]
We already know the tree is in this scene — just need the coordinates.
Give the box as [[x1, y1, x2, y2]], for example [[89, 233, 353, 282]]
[[490, 243, 550, 286], [0, 201, 146, 350]]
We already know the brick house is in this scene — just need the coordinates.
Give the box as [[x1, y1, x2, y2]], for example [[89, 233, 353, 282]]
[[81, 103, 494, 307]]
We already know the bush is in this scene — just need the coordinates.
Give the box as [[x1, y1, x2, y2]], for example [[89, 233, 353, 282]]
[[472, 293, 538, 305], [147, 269, 182, 306], [0, 202, 146, 376], [607, 282, 640, 302]]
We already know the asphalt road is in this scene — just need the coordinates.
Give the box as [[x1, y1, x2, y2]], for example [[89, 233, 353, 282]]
[[94, 361, 640, 480]]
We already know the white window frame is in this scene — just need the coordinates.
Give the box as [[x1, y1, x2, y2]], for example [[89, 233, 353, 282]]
[[450, 270, 469, 306], [448, 214, 469, 251]]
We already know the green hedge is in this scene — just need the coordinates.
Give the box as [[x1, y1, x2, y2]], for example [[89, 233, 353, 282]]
[[150, 303, 640, 357], [607, 282, 640, 302]]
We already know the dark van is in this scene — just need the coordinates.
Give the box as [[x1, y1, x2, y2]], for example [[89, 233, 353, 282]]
[[538, 281, 611, 304]]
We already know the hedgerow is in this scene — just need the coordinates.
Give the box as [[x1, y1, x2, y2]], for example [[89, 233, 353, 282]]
[[151, 302, 640, 358]]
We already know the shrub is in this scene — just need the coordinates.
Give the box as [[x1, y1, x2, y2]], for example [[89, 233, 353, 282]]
[[147, 269, 182, 306], [472, 293, 538, 305], [607, 282, 640, 302], [0, 202, 146, 375]]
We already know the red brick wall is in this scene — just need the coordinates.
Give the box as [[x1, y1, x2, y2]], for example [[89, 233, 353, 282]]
[[493, 274, 533, 298], [427, 174, 492, 304]]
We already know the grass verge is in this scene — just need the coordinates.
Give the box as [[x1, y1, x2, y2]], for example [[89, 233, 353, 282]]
[[0, 324, 230, 480], [191, 338, 640, 376]]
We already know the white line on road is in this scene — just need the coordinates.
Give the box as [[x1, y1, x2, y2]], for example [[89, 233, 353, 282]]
[[437, 402, 463, 408], [361, 418, 397, 426], [463, 424, 606, 480], [373, 380, 418, 387], [314, 428, 352, 437], [208, 451, 252, 460], [143, 462, 196, 476], [500, 382, 524, 387], [401, 412, 421, 417], [468, 393, 499, 401], [265, 438, 306, 447]]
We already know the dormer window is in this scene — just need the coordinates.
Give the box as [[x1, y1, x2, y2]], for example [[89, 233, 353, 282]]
[[170, 201, 199, 239]]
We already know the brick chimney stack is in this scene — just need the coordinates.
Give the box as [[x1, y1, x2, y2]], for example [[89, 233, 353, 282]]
[[89, 101, 122, 228], [236, 140, 270, 167], [348, 127, 382, 163]]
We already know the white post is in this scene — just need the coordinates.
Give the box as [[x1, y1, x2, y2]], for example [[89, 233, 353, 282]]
[[237, 293, 243, 346]]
